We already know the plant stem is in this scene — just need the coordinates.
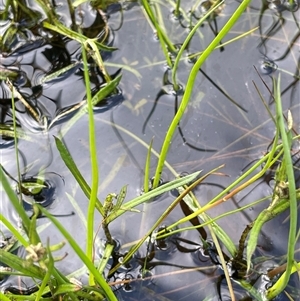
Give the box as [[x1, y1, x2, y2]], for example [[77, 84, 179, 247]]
[[266, 76, 297, 299], [172, 1, 225, 91], [153, 0, 253, 188], [81, 42, 99, 286]]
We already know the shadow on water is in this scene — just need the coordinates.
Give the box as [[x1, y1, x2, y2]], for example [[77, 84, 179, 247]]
[[0, 0, 299, 300]]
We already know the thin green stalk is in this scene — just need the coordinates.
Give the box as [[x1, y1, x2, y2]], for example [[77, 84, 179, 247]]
[[155, 196, 270, 239], [154, 2, 173, 68], [0, 165, 32, 237], [153, 0, 252, 188], [108, 173, 207, 276], [209, 224, 235, 301], [163, 147, 284, 233], [54, 137, 104, 216], [144, 137, 154, 193], [141, 0, 177, 53], [0, 214, 28, 247], [172, 1, 225, 90], [37, 206, 117, 301], [10, 86, 23, 205], [106, 171, 200, 224], [35, 242, 54, 301], [0, 293, 11, 301], [156, 23, 173, 68], [266, 76, 297, 299], [81, 43, 99, 285], [174, 0, 181, 18], [97, 243, 114, 275]]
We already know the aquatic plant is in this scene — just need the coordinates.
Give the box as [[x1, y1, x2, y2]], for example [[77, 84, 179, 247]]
[[0, 0, 299, 300]]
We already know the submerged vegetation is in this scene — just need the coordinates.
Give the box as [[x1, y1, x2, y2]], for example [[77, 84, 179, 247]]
[[0, 0, 299, 300]]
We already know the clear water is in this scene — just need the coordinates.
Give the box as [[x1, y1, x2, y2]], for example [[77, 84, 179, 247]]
[[0, 0, 299, 300]]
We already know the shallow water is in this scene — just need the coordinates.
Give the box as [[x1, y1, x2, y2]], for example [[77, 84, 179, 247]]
[[0, 0, 300, 300]]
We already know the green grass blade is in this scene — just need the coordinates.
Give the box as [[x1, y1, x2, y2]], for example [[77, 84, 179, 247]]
[[266, 76, 297, 299], [153, 0, 252, 188], [267, 261, 300, 299], [0, 166, 35, 240], [90, 73, 122, 107], [0, 292, 12, 301], [11, 87, 23, 202], [106, 171, 201, 223], [115, 185, 127, 211], [54, 136, 104, 216], [0, 249, 46, 279], [109, 172, 207, 275], [141, 0, 177, 53], [37, 205, 117, 301], [53, 284, 81, 296], [246, 210, 270, 271], [97, 243, 114, 275], [172, 1, 225, 90], [42, 20, 116, 52], [0, 213, 29, 247], [81, 42, 99, 283], [144, 137, 154, 193], [238, 280, 265, 301]]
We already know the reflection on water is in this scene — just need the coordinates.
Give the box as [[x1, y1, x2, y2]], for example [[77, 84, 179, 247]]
[[0, 0, 299, 299]]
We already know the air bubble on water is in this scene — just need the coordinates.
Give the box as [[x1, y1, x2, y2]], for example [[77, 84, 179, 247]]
[[169, 10, 182, 22], [137, 270, 153, 286], [153, 32, 159, 41], [284, 0, 299, 11], [121, 274, 135, 292], [138, 269, 153, 280], [19, 172, 64, 211], [153, 224, 180, 260], [199, 1, 212, 14], [267, 0, 298, 12], [161, 84, 175, 95], [259, 58, 278, 75]]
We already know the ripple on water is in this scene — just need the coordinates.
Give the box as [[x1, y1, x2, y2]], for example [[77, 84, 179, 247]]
[[18, 172, 65, 213], [153, 224, 180, 260], [0, 123, 22, 148]]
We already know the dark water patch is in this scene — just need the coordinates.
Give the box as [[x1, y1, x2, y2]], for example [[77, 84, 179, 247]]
[[153, 225, 180, 259], [0, 0, 114, 135], [191, 243, 215, 267], [17, 172, 64, 214]]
